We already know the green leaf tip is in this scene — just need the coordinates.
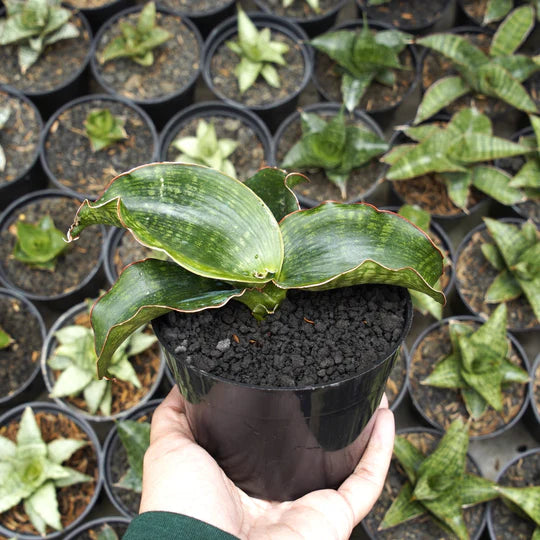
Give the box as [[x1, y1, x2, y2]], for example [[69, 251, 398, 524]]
[[84, 108, 128, 152]]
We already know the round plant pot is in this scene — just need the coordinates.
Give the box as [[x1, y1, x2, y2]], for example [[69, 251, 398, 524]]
[[65, 0, 131, 33], [525, 354, 540, 441], [408, 315, 530, 439], [386, 344, 409, 411], [0, 85, 44, 211], [272, 102, 387, 207], [455, 218, 540, 332], [0, 401, 102, 540], [0, 288, 46, 408], [487, 448, 540, 540], [42, 302, 165, 422], [0, 190, 106, 311], [90, 5, 203, 129], [40, 93, 159, 200], [154, 284, 413, 501], [63, 516, 131, 540], [361, 426, 487, 540], [202, 12, 313, 132]]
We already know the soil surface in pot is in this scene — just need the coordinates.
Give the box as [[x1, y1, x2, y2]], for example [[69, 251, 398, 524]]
[[275, 112, 385, 204], [490, 451, 540, 539], [152, 0, 230, 14], [78, 522, 129, 540], [386, 346, 406, 407], [159, 284, 408, 387], [210, 32, 305, 107], [165, 115, 266, 180], [255, 0, 338, 18], [94, 11, 199, 101], [112, 230, 158, 280], [456, 226, 538, 330], [44, 98, 156, 198], [0, 196, 103, 297], [0, 410, 99, 537], [362, 430, 485, 539], [0, 295, 41, 401], [0, 90, 40, 185], [0, 14, 90, 93], [409, 320, 528, 437]]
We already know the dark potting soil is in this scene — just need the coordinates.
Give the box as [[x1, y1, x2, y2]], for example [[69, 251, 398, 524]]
[[210, 32, 305, 107], [385, 346, 406, 407], [0, 411, 98, 536], [165, 115, 267, 180], [409, 320, 527, 437], [158, 284, 408, 388], [44, 98, 156, 198], [153, 0, 230, 14], [0, 14, 90, 93], [94, 12, 200, 101], [78, 522, 129, 540], [0, 196, 104, 297], [0, 90, 40, 185], [490, 451, 540, 539], [456, 226, 538, 330], [0, 295, 41, 400], [362, 431, 485, 539], [255, 0, 338, 18], [275, 112, 385, 204]]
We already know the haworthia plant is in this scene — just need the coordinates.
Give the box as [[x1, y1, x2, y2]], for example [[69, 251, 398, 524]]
[[384, 107, 530, 210], [422, 304, 529, 419], [115, 419, 150, 493], [0, 106, 11, 172], [226, 6, 289, 93], [84, 109, 128, 153], [283, 0, 320, 12], [0, 0, 79, 73], [0, 407, 93, 535], [311, 19, 411, 111], [481, 218, 540, 322], [0, 326, 14, 349], [67, 163, 445, 378], [172, 120, 238, 178], [281, 108, 388, 198], [380, 418, 540, 539], [415, 6, 539, 124], [482, 0, 540, 24], [48, 324, 157, 415]]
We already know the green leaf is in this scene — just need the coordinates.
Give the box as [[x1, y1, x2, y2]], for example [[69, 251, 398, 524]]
[[490, 6, 534, 57], [410, 289, 443, 319], [482, 242, 506, 271], [0, 435, 16, 458], [421, 352, 466, 388], [47, 439, 86, 464], [448, 107, 493, 136], [341, 72, 374, 112], [397, 205, 431, 232], [485, 269, 523, 303], [379, 481, 426, 530], [24, 481, 62, 534], [393, 435, 425, 484], [17, 407, 46, 453], [85, 109, 128, 153], [0, 327, 13, 349], [491, 54, 540, 83], [462, 387, 489, 419], [236, 56, 262, 93], [83, 379, 109, 414], [418, 33, 489, 68], [497, 485, 540, 526], [108, 357, 141, 389], [472, 166, 525, 205], [460, 473, 499, 505], [447, 135, 528, 163], [442, 171, 473, 210], [484, 0, 513, 23], [53, 466, 92, 488], [49, 365, 94, 398], [116, 419, 150, 493], [510, 159, 540, 189]]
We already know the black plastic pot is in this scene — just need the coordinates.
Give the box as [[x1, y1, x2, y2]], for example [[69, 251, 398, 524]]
[[271, 102, 387, 207], [0, 288, 46, 408], [525, 354, 540, 441], [0, 190, 106, 310], [154, 290, 413, 501], [64, 516, 132, 540], [202, 12, 313, 133], [0, 401, 103, 540], [40, 93, 159, 200], [90, 5, 203, 129], [387, 344, 409, 411], [69, 0, 131, 33]]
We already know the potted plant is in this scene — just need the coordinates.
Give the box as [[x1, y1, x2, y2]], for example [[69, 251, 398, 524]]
[[64, 517, 131, 540], [67, 161, 444, 500], [457, 0, 540, 26], [526, 354, 540, 441]]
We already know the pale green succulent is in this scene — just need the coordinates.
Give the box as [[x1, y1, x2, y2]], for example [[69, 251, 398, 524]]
[[0, 326, 14, 349], [97, 525, 120, 540], [0, 406, 93, 535], [84, 109, 128, 153], [115, 419, 150, 493], [282, 0, 320, 12], [0, 106, 11, 173]]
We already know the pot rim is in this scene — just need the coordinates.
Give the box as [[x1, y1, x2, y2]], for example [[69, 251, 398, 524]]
[[528, 354, 540, 426], [252, 0, 350, 25], [63, 516, 132, 540]]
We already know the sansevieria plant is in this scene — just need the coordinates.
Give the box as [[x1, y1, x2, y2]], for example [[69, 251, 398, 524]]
[[0, 327, 14, 349], [67, 163, 444, 378], [115, 419, 150, 493], [481, 0, 540, 24], [0, 106, 11, 172]]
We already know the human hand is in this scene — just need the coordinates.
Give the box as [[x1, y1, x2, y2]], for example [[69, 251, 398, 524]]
[[140, 386, 395, 540]]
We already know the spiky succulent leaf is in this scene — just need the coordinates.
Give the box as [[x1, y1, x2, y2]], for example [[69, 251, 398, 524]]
[[379, 481, 426, 529], [484, 0, 513, 23], [489, 6, 534, 57], [496, 485, 540, 526], [471, 166, 525, 206], [115, 419, 150, 493], [0, 327, 14, 349], [84, 109, 128, 153]]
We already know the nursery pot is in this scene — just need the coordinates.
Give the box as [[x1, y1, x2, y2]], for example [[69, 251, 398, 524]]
[[154, 287, 413, 501], [63, 516, 131, 540], [525, 353, 540, 441]]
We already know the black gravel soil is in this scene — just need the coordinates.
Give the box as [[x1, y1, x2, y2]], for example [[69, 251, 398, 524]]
[[0, 90, 40, 185], [0, 14, 90, 93], [78, 522, 129, 540], [152, 0, 231, 14], [0, 196, 103, 297], [43, 98, 156, 198], [157, 284, 408, 388], [254, 0, 339, 18], [94, 11, 200, 101]]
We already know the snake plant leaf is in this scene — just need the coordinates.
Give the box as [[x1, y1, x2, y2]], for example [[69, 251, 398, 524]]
[[497, 485, 540, 525], [472, 166, 525, 206], [447, 135, 529, 163], [392, 435, 425, 484], [342, 73, 374, 112], [492, 54, 540, 82], [490, 6, 534, 57], [417, 33, 488, 69], [401, 124, 440, 142], [379, 481, 426, 530], [310, 30, 358, 75], [482, 242, 506, 270], [50, 365, 94, 398], [510, 158, 540, 189], [461, 473, 499, 506], [24, 481, 62, 534], [381, 143, 417, 165], [0, 327, 13, 349], [421, 351, 466, 388], [485, 268, 523, 303], [397, 204, 431, 234], [116, 420, 150, 493], [462, 387, 489, 419], [442, 171, 473, 210], [485, 0, 513, 23], [47, 439, 86, 464], [448, 106, 493, 136], [83, 379, 108, 415]]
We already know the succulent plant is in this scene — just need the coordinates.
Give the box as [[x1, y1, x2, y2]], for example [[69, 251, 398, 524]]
[[415, 6, 540, 124], [0, 327, 14, 349], [226, 6, 289, 93], [101, 2, 172, 67], [384, 107, 530, 210], [0, 0, 79, 73], [380, 418, 540, 539], [171, 120, 238, 178], [115, 419, 150, 493], [47, 324, 157, 415], [12, 215, 68, 271], [0, 406, 93, 535], [97, 524, 120, 540], [84, 109, 128, 153], [481, 218, 540, 322], [0, 106, 11, 173], [281, 107, 388, 198], [310, 19, 412, 111], [283, 0, 320, 12], [482, 0, 540, 24]]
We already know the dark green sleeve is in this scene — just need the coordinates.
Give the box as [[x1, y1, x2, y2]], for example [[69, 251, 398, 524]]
[[123, 511, 240, 540]]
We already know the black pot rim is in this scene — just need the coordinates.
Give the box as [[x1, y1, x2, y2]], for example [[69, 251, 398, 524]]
[[408, 314, 531, 440], [253, 0, 350, 24], [158, 0, 235, 19], [39, 93, 159, 201], [63, 516, 132, 540], [0, 400, 103, 540], [90, 5, 203, 106], [529, 354, 540, 427], [0, 189, 106, 303], [41, 302, 165, 422], [0, 287, 46, 406], [390, 343, 409, 412], [202, 11, 313, 113], [74, 0, 126, 14], [271, 102, 387, 207]]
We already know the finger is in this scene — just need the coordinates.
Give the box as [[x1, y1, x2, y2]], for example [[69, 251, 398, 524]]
[[379, 392, 389, 409], [150, 385, 193, 444]]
